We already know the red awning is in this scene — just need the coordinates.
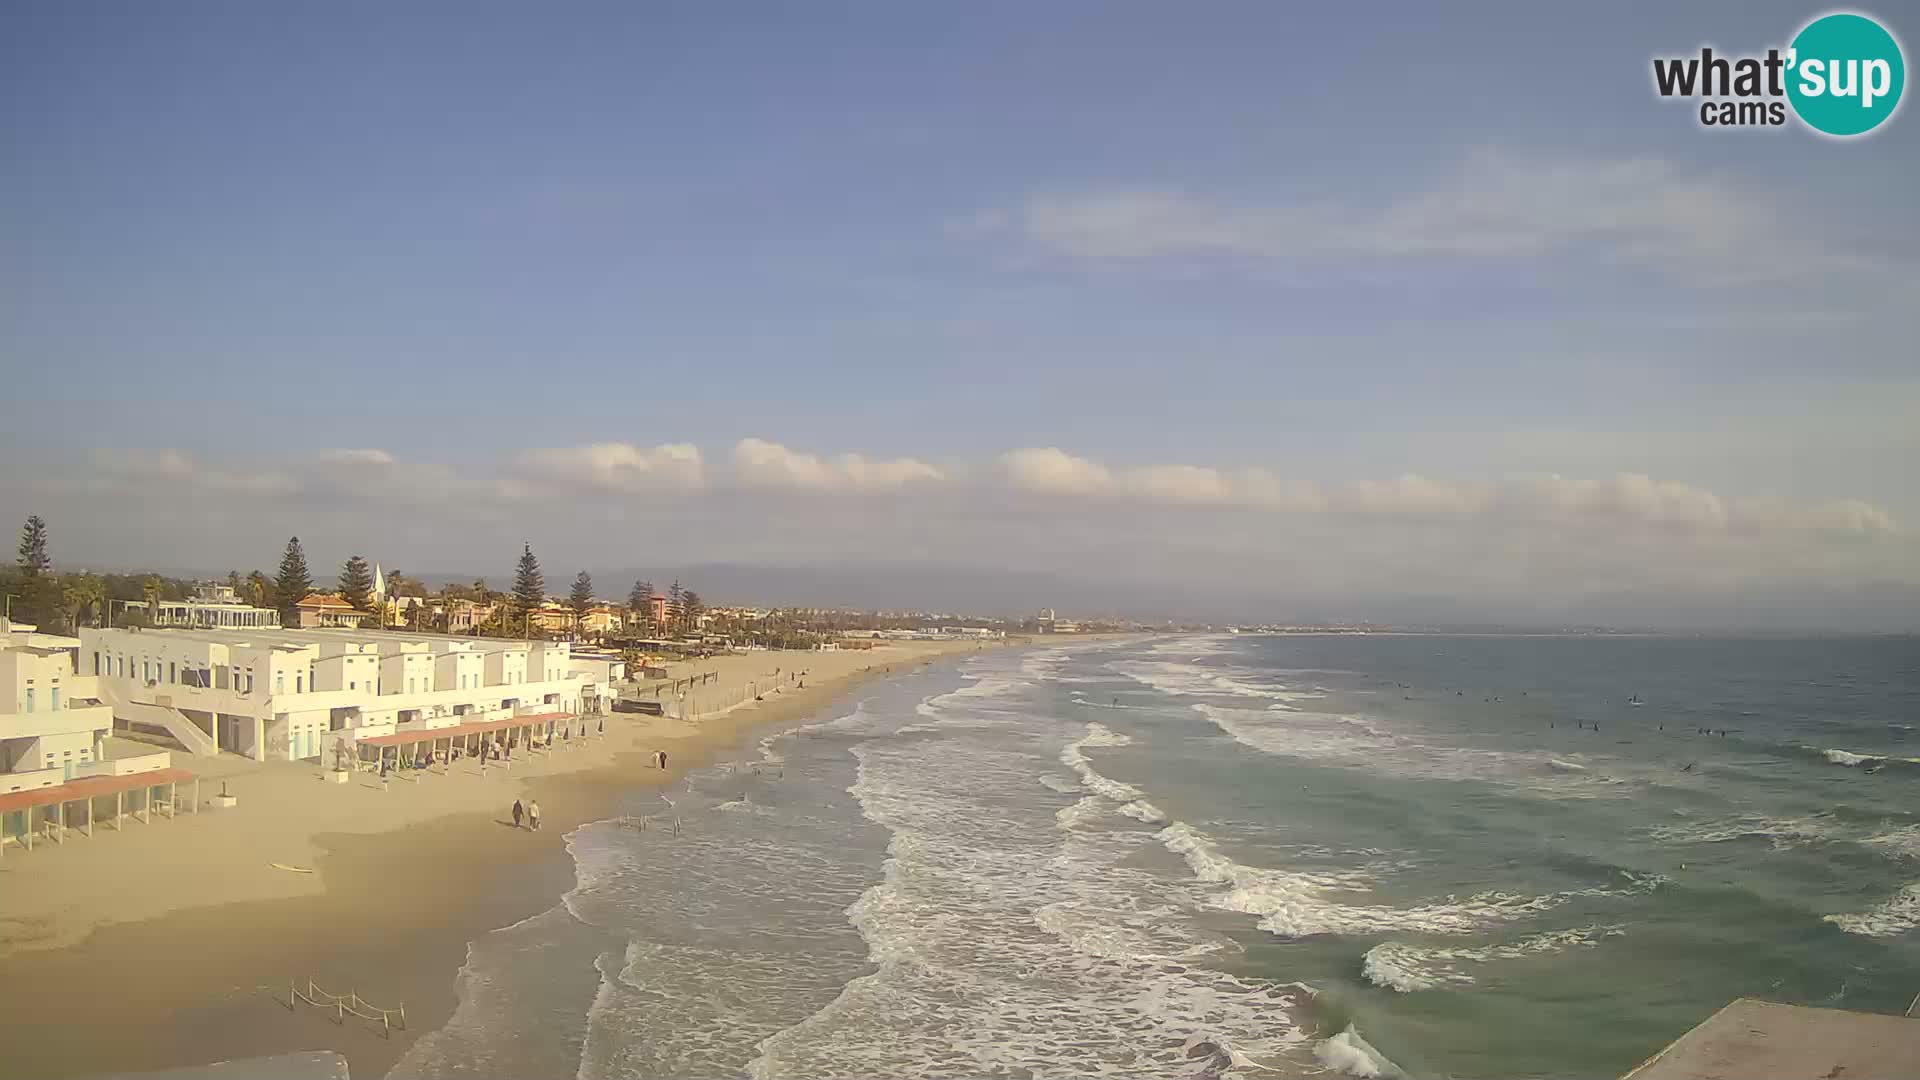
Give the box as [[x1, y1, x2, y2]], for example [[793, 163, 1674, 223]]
[[0, 767, 196, 814], [357, 712, 576, 748]]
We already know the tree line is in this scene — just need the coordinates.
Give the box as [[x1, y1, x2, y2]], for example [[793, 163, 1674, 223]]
[[3, 515, 712, 643]]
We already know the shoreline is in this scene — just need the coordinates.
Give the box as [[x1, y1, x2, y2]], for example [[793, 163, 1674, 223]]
[[0, 639, 1032, 1080]]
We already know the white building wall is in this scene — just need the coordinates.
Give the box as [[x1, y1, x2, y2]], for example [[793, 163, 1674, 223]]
[[79, 627, 594, 759], [484, 647, 528, 687]]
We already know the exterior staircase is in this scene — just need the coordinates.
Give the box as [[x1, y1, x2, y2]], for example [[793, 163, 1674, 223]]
[[94, 680, 220, 756]]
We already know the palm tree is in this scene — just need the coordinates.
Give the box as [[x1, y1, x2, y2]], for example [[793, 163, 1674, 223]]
[[61, 574, 105, 630], [245, 570, 274, 609], [141, 575, 163, 621]]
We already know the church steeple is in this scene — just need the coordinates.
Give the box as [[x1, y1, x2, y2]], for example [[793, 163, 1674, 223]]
[[373, 562, 386, 601]]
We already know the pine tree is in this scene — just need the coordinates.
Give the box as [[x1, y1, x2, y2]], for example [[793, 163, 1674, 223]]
[[511, 543, 545, 625], [681, 589, 705, 634], [339, 554, 374, 612], [667, 580, 683, 633], [275, 537, 313, 624], [570, 569, 595, 629], [17, 515, 51, 576]]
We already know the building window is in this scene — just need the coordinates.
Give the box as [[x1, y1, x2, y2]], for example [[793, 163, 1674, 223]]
[[169, 661, 177, 683], [276, 674, 284, 694], [349, 681, 356, 691], [52, 688, 61, 710], [296, 674, 303, 693]]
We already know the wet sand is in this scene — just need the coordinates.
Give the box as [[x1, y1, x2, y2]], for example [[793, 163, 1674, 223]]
[[0, 640, 1011, 1080]]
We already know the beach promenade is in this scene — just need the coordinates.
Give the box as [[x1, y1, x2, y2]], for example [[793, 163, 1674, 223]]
[[0, 637, 1010, 1080]]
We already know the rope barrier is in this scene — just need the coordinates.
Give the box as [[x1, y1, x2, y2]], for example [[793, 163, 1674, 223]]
[[288, 977, 407, 1036]]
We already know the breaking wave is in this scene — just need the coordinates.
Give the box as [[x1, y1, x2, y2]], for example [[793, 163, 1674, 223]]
[[1824, 882, 1920, 937], [1159, 822, 1662, 939], [1360, 926, 1626, 992]]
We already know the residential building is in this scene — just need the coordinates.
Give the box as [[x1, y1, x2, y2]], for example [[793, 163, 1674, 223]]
[[295, 593, 374, 628], [2, 618, 117, 790], [133, 583, 281, 630], [380, 594, 427, 629], [580, 605, 624, 639], [440, 598, 493, 634], [79, 625, 602, 763], [526, 604, 576, 636]]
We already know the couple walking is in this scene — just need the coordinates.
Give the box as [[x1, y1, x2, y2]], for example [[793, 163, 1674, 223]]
[[511, 798, 542, 830]]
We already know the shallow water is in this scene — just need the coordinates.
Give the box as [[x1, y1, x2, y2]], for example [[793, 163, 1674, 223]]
[[389, 634, 1920, 1079]]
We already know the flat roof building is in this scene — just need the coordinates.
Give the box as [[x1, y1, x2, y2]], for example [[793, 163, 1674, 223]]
[[79, 625, 602, 764], [132, 583, 282, 630], [3, 618, 119, 789]]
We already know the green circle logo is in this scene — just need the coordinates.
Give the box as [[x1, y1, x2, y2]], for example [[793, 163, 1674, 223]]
[[1787, 13, 1905, 136]]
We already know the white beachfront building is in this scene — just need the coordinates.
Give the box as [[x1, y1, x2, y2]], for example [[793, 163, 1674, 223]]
[[132, 582, 282, 630], [78, 625, 612, 763], [1, 618, 118, 790]]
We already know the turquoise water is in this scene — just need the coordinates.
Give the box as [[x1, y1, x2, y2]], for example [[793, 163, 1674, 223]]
[[389, 634, 1920, 1079]]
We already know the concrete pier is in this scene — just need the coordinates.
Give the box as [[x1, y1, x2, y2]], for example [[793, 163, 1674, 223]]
[[1623, 998, 1920, 1079]]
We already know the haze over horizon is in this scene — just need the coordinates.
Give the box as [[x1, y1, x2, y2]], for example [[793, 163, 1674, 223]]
[[5, 3, 1916, 631]]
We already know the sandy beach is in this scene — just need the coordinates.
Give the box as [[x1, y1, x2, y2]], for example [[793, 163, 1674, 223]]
[[0, 638, 1015, 1080]]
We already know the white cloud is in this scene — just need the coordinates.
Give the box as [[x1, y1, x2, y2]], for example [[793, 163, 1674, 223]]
[[516, 442, 706, 494], [92, 448, 298, 497], [986, 152, 1860, 283], [318, 448, 397, 466], [993, 448, 1899, 542], [733, 438, 945, 494], [1000, 447, 1117, 496]]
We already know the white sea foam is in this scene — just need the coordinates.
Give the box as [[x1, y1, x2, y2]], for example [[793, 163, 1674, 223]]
[[1361, 926, 1626, 992], [1314, 1025, 1405, 1078], [1109, 658, 1303, 703], [1197, 703, 1640, 799], [1160, 822, 1661, 939], [1060, 723, 1147, 802], [1814, 748, 1920, 769], [1647, 814, 1840, 849], [1862, 825, 1920, 860], [1039, 773, 1082, 794], [1824, 882, 1920, 937], [1056, 796, 1108, 829], [747, 708, 1321, 1078]]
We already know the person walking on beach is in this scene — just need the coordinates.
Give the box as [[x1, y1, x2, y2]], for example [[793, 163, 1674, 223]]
[[528, 799, 541, 831], [512, 799, 525, 829]]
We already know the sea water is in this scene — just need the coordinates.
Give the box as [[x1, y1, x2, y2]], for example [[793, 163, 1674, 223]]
[[388, 634, 1920, 1079]]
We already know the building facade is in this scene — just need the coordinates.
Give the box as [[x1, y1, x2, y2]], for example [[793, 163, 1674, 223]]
[[80, 626, 602, 764], [295, 593, 374, 628], [2, 619, 118, 792], [136, 583, 281, 630]]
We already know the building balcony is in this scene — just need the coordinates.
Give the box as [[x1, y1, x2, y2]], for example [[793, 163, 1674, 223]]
[[0, 702, 115, 741]]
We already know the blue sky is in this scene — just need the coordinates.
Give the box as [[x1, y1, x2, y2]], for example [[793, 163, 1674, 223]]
[[3, 3, 1915, 625]]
